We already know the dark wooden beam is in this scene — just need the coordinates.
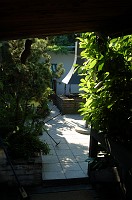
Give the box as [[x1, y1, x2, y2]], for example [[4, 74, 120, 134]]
[[0, 0, 132, 40]]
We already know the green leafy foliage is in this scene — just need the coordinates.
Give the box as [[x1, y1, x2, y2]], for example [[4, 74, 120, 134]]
[[78, 33, 132, 141], [47, 34, 75, 54], [6, 131, 50, 159], [52, 63, 65, 79], [0, 39, 52, 158]]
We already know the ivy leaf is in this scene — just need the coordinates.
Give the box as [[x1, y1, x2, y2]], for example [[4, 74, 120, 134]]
[[107, 104, 113, 109], [98, 63, 104, 71], [88, 59, 97, 69]]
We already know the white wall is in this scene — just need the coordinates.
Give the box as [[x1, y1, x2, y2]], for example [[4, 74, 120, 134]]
[[49, 52, 80, 95]]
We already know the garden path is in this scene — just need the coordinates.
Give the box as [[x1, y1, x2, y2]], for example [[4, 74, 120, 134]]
[[40, 102, 91, 180]]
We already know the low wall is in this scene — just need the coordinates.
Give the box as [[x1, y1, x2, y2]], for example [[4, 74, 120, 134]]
[[0, 149, 42, 186], [54, 95, 84, 114]]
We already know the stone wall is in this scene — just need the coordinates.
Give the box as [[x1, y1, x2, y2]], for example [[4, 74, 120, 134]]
[[0, 149, 42, 186]]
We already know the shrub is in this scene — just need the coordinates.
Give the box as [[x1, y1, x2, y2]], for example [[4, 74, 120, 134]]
[[6, 130, 50, 159], [78, 33, 132, 142], [0, 39, 52, 159]]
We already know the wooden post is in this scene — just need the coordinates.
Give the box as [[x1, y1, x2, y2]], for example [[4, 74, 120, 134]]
[[88, 130, 98, 176], [89, 129, 98, 158]]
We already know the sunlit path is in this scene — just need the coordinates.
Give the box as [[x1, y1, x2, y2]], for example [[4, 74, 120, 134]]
[[40, 102, 90, 180]]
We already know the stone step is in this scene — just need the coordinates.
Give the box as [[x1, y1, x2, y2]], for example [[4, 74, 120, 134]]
[[42, 177, 90, 188]]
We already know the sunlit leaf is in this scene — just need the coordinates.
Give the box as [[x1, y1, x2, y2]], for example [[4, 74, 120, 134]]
[[98, 63, 104, 71], [88, 59, 97, 68]]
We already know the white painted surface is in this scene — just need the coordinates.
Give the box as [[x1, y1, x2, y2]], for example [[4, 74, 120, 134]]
[[49, 52, 79, 95]]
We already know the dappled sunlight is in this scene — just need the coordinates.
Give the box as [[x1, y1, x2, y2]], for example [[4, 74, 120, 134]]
[[41, 102, 90, 180], [58, 155, 76, 163]]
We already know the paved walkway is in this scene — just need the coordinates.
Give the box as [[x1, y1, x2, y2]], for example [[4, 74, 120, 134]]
[[40, 102, 91, 180]]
